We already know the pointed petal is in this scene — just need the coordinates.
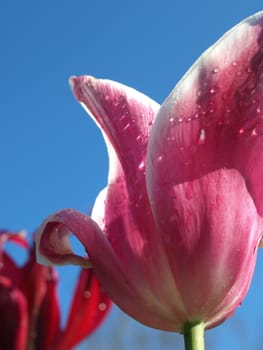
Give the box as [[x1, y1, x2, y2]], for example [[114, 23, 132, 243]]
[[54, 269, 111, 350], [147, 11, 263, 214], [70, 75, 159, 187], [69, 77, 191, 328], [70, 76, 161, 257]]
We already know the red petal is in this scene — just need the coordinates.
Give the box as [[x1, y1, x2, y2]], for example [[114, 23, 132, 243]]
[[54, 269, 111, 350], [20, 249, 60, 350], [0, 276, 28, 350], [0, 230, 28, 249]]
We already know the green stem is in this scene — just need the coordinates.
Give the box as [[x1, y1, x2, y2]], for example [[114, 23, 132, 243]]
[[183, 321, 205, 350]]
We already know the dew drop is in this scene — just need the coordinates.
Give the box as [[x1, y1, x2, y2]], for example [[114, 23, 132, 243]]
[[252, 128, 257, 136], [209, 88, 216, 94], [239, 128, 244, 135], [138, 161, 145, 171], [212, 67, 219, 74], [169, 117, 174, 123], [83, 290, 91, 298], [178, 118, 183, 123], [232, 61, 237, 67], [198, 128, 206, 144], [98, 303, 107, 311]]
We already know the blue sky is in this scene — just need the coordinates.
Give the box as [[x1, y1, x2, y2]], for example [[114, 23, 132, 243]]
[[2, 1, 263, 349]]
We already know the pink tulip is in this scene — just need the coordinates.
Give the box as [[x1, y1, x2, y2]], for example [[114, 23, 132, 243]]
[[36, 12, 263, 332], [0, 230, 111, 350]]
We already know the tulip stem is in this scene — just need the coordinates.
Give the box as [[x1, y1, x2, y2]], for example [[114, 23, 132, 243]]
[[183, 321, 205, 350]]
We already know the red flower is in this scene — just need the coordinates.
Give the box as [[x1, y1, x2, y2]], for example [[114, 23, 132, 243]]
[[36, 12, 263, 332], [0, 230, 111, 350]]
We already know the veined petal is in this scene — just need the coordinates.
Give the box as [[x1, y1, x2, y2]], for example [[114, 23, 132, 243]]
[[147, 11, 263, 214], [146, 12, 263, 325]]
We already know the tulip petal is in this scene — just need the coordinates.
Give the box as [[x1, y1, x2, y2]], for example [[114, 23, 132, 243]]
[[0, 276, 28, 350], [146, 12, 263, 324], [68, 77, 192, 328], [36, 209, 187, 331], [35, 210, 155, 322], [38, 75, 187, 328], [55, 269, 111, 350], [147, 11, 263, 214], [20, 250, 60, 350], [70, 75, 159, 186], [69, 76, 169, 290]]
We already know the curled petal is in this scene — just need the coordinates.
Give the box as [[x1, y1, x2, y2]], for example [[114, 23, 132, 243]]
[[0, 230, 28, 253], [36, 209, 186, 331], [35, 210, 145, 319]]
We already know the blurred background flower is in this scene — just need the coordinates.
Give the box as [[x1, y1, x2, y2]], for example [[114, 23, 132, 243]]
[[0, 230, 111, 350]]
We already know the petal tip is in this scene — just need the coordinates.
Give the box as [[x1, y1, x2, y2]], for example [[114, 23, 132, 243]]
[[69, 75, 77, 90]]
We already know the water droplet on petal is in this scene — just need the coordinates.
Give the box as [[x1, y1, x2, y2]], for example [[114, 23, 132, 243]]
[[212, 67, 219, 74], [138, 161, 145, 171], [252, 128, 257, 136], [123, 123, 130, 131], [83, 290, 91, 298], [198, 128, 206, 144], [98, 303, 107, 311]]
